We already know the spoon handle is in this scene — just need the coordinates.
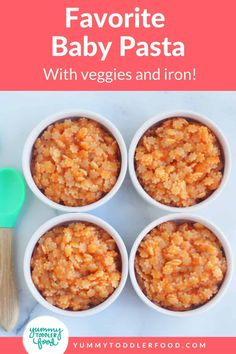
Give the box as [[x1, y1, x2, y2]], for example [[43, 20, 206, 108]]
[[0, 228, 19, 331]]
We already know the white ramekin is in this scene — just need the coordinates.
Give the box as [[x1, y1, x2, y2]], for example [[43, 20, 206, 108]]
[[129, 111, 231, 212], [22, 110, 127, 212], [129, 213, 233, 317], [24, 213, 128, 317]]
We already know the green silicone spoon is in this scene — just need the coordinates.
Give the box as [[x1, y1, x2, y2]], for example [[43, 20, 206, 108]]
[[0, 168, 26, 331]]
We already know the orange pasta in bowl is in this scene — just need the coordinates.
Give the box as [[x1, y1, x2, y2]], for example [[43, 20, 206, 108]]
[[31, 222, 122, 311], [134, 221, 227, 311], [135, 118, 223, 208], [31, 118, 121, 207]]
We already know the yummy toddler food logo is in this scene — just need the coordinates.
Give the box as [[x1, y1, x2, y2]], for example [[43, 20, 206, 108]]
[[23, 316, 69, 354]]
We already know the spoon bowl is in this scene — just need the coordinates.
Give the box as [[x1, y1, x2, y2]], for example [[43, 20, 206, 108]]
[[0, 168, 26, 228]]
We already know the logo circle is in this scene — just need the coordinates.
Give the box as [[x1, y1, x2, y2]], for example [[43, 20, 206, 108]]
[[23, 316, 69, 354]]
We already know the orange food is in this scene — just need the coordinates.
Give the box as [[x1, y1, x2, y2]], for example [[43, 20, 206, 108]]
[[31, 222, 122, 311], [31, 118, 121, 206], [135, 118, 223, 207], [135, 221, 227, 311]]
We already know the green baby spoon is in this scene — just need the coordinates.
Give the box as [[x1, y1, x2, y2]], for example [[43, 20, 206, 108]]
[[0, 168, 26, 331]]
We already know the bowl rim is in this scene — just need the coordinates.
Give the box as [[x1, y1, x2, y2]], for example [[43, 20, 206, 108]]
[[129, 213, 233, 317], [24, 213, 128, 317], [129, 110, 231, 212], [22, 110, 127, 212]]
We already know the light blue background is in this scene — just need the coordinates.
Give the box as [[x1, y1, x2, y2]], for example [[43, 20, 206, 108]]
[[0, 91, 235, 337]]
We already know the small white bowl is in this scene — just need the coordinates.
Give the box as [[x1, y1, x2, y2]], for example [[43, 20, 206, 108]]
[[129, 111, 231, 212], [129, 213, 233, 317], [24, 213, 128, 317], [22, 110, 127, 212]]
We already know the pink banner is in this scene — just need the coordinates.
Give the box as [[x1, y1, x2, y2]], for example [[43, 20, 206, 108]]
[[1, 337, 236, 353]]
